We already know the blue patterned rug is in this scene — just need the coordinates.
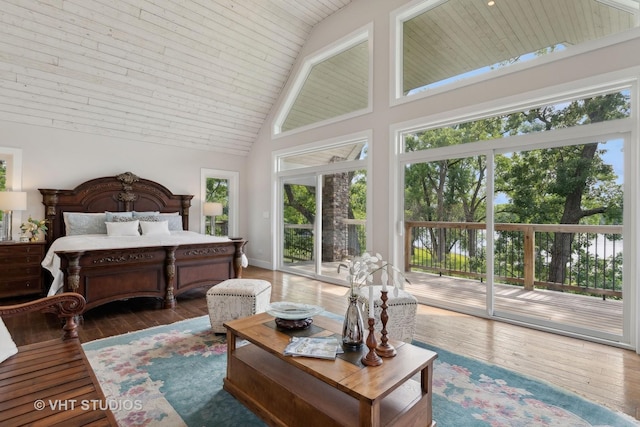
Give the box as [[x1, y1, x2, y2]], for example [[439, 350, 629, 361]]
[[83, 315, 638, 426]]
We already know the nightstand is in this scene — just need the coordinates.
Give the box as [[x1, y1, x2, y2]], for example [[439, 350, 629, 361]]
[[0, 241, 46, 298]]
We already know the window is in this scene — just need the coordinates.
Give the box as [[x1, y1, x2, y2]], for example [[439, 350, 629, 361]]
[[274, 26, 372, 135], [403, 90, 631, 152], [200, 169, 239, 237], [393, 0, 639, 100], [0, 160, 6, 191], [275, 133, 371, 285], [0, 147, 24, 238], [396, 83, 634, 345]]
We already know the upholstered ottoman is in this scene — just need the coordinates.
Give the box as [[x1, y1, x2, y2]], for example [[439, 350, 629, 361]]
[[207, 279, 272, 333], [356, 285, 418, 343]]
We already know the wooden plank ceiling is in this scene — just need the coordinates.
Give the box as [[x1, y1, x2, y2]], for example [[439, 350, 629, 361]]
[[0, 1, 637, 155], [0, 0, 351, 156]]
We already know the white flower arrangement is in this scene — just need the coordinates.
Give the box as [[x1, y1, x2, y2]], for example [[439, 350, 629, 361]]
[[338, 252, 409, 298]]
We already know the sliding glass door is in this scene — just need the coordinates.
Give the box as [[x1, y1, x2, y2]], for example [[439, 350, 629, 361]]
[[397, 87, 632, 346], [276, 137, 369, 284], [493, 138, 625, 340], [281, 175, 317, 275]]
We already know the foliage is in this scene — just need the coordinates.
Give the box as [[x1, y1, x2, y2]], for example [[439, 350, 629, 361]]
[[0, 160, 5, 191], [404, 91, 627, 290], [206, 177, 229, 235], [283, 184, 315, 225]]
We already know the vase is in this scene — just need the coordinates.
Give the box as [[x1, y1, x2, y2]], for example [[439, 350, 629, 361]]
[[342, 294, 365, 350]]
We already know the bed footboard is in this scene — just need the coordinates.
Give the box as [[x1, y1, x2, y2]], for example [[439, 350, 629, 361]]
[[57, 240, 247, 311]]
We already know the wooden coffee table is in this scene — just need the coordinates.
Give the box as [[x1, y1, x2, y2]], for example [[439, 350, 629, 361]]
[[223, 312, 437, 427]]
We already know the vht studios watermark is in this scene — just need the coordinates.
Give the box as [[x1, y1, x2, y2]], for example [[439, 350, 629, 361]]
[[34, 399, 142, 411]]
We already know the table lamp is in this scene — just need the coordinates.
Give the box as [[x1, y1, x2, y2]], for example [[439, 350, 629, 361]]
[[203, 202, 223, 236], [0, 191, 27, 241]]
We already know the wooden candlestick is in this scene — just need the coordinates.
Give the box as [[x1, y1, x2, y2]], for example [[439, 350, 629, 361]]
[[361, 317, 382, 366], [375, 290, 397, 357]]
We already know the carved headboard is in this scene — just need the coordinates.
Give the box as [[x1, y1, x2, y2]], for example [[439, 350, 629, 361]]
[[39, 172, 193, 245]]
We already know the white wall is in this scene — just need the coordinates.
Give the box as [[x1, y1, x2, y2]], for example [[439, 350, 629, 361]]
[[0, 120, 247, 233]]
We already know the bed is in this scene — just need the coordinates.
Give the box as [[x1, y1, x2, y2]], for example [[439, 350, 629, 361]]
[[39, 172, 247, 312]]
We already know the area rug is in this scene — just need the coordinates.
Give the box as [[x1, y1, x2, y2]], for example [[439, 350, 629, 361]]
[[83, 315, 639, 427]]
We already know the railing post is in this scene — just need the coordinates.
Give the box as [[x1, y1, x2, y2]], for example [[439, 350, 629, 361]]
[[404, 222, 411, 272], [524, 225, 535, 291]]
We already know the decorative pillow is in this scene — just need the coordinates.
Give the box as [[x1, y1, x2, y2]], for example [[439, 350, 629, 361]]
[[109, 215, 137, 222], [133, 211, 160, 218], [63, 212, 107, 235], [106, 220, 140, 237], [140, 220, 170, 236], [0, 317, 18, 364], [135, 215, 160, 222], [105, 211, 133, 222], [159, 213, 183, 231]]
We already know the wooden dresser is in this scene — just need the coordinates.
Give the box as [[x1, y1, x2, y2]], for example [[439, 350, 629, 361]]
[[0, 241, 46, 299]]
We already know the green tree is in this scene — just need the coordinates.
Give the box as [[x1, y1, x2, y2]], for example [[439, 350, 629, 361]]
[[405, 92, 626, 288], [206, 178, 229, 234], [498, 93, 626, 283], [283, 184, 315, 225], [404, 119, 500, 262], [0, 160, 6, 190]]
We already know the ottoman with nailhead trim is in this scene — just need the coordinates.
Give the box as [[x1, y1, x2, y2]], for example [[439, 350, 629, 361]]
[[206, 279, 272, 333], [356, 285, 418, 343]]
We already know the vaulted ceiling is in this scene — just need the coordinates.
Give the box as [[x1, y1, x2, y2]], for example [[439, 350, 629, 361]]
[[0, 1, 637, 156], [0, 0, 352, 156]]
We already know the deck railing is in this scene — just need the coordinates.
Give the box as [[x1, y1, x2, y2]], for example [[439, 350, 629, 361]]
[[283, 224, 314, 262], [404, 221, 623, 298], [283, 220, 366, 263]]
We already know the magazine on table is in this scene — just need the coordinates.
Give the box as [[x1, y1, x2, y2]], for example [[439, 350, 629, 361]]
[[284, 337, 343, 360]]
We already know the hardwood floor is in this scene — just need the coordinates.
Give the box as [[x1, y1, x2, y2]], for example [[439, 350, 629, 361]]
[[3, 266, 639, 421]]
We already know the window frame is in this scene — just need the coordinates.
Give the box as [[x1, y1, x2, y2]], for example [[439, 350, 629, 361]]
[[273, 131, 373, 283], [0, 147, 24, 239], [272, 24, 374, 137], [200, 168, 239, 237], [390, 76, 638, 349], [389, 0, 640, 107]]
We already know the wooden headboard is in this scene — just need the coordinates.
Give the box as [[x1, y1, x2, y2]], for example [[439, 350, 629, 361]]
[[39, 172, 193, 245]]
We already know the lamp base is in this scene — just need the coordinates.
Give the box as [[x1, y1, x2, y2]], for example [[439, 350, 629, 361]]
[[1, 210, 13, 242]]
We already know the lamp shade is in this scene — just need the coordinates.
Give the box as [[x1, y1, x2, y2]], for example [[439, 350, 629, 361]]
[[0, 191, 27, 211], [203, 202, 223, 216]]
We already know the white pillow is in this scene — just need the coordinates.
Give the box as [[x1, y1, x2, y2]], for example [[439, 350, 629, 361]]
[[0, 317, 18, 364], [106, 220, 140, 237], [140, 220, 170, 236]]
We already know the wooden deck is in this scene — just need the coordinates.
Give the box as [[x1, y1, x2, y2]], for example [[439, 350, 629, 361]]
[[289, 262, 624, 339], [403, 272, 624, 337]]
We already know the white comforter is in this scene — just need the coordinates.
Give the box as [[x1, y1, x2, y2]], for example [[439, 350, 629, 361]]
[[42, 232, 246, 296]]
